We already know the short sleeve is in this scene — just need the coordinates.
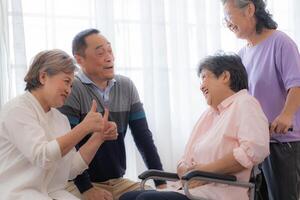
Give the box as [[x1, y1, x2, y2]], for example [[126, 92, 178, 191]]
[[275, 35, 300, 90]]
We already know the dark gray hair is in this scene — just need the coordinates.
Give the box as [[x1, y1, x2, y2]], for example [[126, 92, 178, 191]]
[[197, 52, 248, 92], [24, 49, 77, 91], [72, 28, 100, 57], [221, 0, 277, 34]]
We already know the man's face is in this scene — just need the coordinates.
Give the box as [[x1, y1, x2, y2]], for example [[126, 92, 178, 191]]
[[77, 33, 115, 81]]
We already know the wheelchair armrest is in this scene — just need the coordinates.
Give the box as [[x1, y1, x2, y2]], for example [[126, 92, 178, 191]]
[[181, 170, 256, 200], [181, 170, 237, 182], [138, 170, 180, 190], [138, 169, 179, 180]]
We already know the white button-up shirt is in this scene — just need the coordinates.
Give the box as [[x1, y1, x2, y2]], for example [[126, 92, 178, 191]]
[[0, 92, 88, 200]]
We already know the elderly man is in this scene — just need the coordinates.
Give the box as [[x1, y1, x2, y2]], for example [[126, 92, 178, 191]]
[[59, 28, 166, 200]]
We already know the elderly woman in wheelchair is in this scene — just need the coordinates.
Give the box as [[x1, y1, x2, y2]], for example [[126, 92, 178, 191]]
[[120, 53, 270, 200]]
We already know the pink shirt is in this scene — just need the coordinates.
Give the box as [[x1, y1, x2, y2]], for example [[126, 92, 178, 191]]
[[177, 89, 269, 200]]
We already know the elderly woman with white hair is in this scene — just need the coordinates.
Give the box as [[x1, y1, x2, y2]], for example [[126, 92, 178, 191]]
[[221, 0, 300, 199]]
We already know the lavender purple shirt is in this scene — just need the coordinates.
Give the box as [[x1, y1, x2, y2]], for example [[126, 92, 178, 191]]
[[239, 30, 300, 142]]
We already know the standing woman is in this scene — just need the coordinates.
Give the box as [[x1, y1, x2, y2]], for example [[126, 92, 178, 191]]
[[0, 49, 118, 200], [221, 0, 300, 199]]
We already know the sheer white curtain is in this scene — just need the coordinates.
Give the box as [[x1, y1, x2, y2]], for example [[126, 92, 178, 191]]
[[0, 0, 10, 107], [3, 0, 300, 181], [2, 0, 28, 103], [94, 0, 228, 178]]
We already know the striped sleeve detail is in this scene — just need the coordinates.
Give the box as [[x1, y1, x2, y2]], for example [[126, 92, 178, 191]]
[[67, 115, 80, 126], [129, 111, 146, 121]]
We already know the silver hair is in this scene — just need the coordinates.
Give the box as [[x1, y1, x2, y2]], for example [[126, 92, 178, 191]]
[[221, 0, 277, 34], [24, 49, 77, 91], [221, 0, 252, 8]]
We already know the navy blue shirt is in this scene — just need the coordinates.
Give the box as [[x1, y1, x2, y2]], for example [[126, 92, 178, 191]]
[[59, 72, 165, 193]]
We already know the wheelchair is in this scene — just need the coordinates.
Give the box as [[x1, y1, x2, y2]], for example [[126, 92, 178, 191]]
[[138, 167, 263, 200]]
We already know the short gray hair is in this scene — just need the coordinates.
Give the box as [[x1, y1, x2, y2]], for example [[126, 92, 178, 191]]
[[221, 0, 250, 8], [221, 0, 277, 34], [72, 28, 100, 57], [24, 49, 77, 91]]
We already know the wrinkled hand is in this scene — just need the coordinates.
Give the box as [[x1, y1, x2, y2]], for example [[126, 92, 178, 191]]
[[177, 162, 190, 179], [177, 160, 199, 178], [156, 184, 167, 189], [92, 108, 118, 142], [186, 179, 205, 189], [83, 187, 113, 200], [82, 100, 105, 133], [184, 162, 206, 189], [103, 120, 118, 141], [270, 112, 293, 134]]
